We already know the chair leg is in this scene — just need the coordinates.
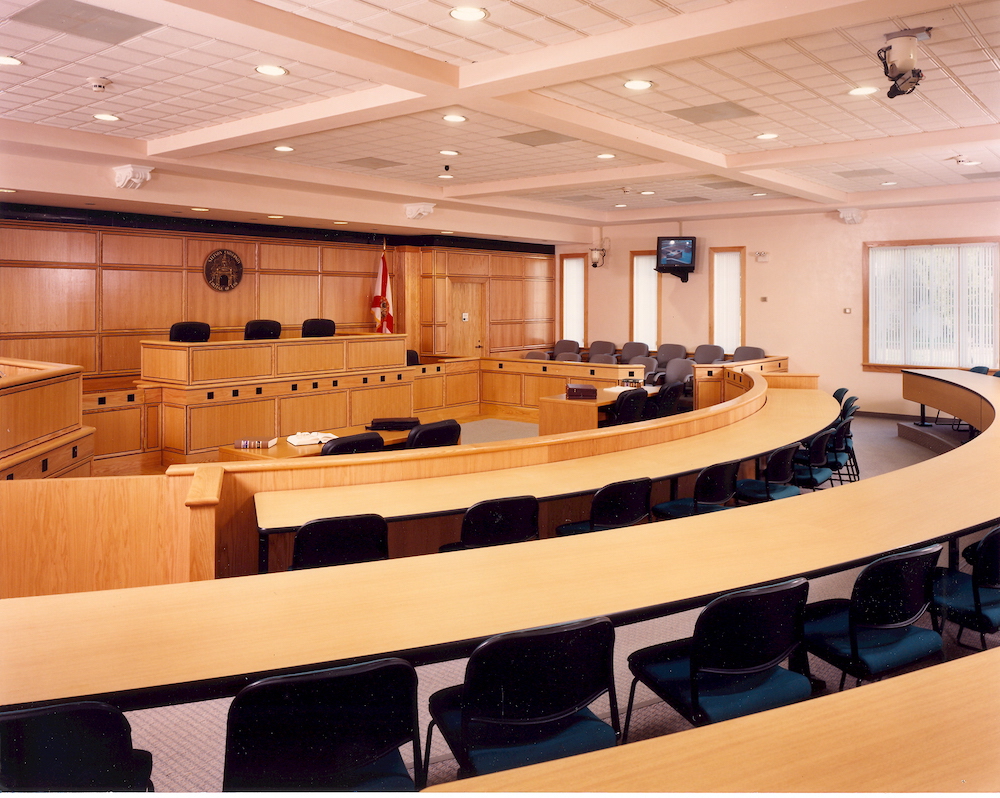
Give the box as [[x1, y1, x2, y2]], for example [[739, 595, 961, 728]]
[[422, 720, 436, 787], [838, 671, 847, 691], [622, 676, 642, 743]]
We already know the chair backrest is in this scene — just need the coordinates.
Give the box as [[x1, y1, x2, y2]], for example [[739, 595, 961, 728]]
[[589, 353, 617, 364], [0, 701, 152, 791], [629, 355, 657, 375], [301, 318, 335, 337], [609, 387, 647, 425], [692, 460, 740, 508], [655, 343, 688, 367], [644, 381, 684, 419], [320, 432, 384, 456], [405, 418, 461, 449], [406, 349, 421, 365], [223, 658, 418, 792], [840, 396, 859, 418], [461, 495, 539, 548], [970, 365, 990, 374], [829, 416, 853, 454], [169, 321, 210, 342], [692, 578, 809, 678], [971, 526, 1000, 589], [588, 340, 616, 358], [590, 477, 652, 527], [552, 339, 580, 356], [620, 341, 649, 362], [832, 387, 849, 404], [291, 514, 389, 569], [244, 319, 282, 340], [524, 350, 548, 359], [803, 428, 836, 467], [663, 357, 694, 384], [554, 351, 582, 361], [763, 442, 800, 485], [731, 345, 765, 362], [690, 344, 725, 364], [850, 544, 942, 632], [461, 617, 617, 735]]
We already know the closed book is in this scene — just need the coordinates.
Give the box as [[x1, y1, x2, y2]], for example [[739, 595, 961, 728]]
[[566, 383, 598, 400], [233, 437, 279, 449], [367, 417, 420, 431]]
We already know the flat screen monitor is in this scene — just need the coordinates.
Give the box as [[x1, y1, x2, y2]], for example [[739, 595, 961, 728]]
[[655, 237, 696, 271]]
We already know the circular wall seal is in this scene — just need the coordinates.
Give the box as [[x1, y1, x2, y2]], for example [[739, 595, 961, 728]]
[[204, 249, 243, 291]]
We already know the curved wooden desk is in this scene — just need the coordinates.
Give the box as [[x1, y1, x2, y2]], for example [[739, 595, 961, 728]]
[[0, 370, 995, 717]]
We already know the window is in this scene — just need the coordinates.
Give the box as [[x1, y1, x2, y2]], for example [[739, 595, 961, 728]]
[[561, 254, 586, 343], [710, 248, 745, 354], [631, 252, 658, 346], [866, 241, 1000, 368]]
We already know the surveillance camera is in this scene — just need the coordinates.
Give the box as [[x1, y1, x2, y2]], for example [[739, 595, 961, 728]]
[[878, 28, 930, 98], [87, 76, 111, 92]]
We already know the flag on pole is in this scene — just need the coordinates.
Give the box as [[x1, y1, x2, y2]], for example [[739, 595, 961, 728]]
[[371, 252, 394, 333]]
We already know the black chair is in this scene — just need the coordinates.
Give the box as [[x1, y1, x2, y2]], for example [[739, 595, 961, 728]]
[[622, 578, 810, 738], [932, 526, 1000, 650], [244, 319, 281, 340], [796, 544, 944, 691], [826, 416, 858, 484], [301, 318, 335, 337], [619, 341, 649, 362], [840, 395, 859, 419], [832, 387, 849, 405], [291, 514, 389, 570], [598, 387, 647, 427], [730, 345, 765, 361], [404, 419, 461, 449], [651, 460, 740, 519], [320, 432, 384, 455], [642, 381, 684, 420], [791, 428, 836, 490], [223, 658, 420, 791], [587, 340, 617, 361], [0, 701, 153, 791], [406, 349, 421, 366], [555, 477, 651, 536], [735, 442, 801, 503], [689, 344, 725, 364], [169, 321, 210, 342], [423, 617, 619, 780], [439, 495, 539, 552]]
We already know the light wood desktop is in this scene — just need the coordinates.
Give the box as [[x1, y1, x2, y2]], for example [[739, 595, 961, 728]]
[[217, 425, 410, 461], [428, 645, 1000, 792], [537, 386, 654, 436]]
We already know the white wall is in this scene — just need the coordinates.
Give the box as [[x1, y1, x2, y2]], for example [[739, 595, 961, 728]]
[[559, 201, 1000, 415]]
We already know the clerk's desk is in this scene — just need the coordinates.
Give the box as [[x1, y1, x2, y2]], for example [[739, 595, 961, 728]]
[[428, 645, 1000, 792], [0, 370, 997, 717]]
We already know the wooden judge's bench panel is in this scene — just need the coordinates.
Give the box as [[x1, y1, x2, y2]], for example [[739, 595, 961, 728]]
[[139, 335, 413, 463]]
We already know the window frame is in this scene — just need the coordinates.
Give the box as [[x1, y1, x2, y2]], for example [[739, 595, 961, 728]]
[[709, 246, 746, 354], [630, 250, 660, 346], [558, 252, 588, 344]]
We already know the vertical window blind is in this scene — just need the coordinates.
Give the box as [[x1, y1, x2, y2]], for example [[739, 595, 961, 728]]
[[712, 250, 743, 354], [562, 255, 585, 343], [869, 243, 999, 367], [632, 254, 658, 347]]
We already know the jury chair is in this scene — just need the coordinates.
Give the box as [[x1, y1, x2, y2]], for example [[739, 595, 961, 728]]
[[587, 340, 617, 361], [223, 658, 421, 791], [730, 345, 765, 361], [642, 381, 684, 420], [555, 477, 652, 536], [734, 442, 801, 504], [439, 495, 539, 552], [619, 341, 649, 362], [654, 343, 688, 370], [404, 419, 461, 449], [423, 617, 619, 780], [650, 460, 740, 519], [291, 514, 389, 570], [244, 319, 281, 340], [589, 353, 617, 364], [320, 432, 384, 456], [406, 349, 421, 365], [688, 344, 725, 364], [932, 526, 1000, 651], [661, 357, 695, 409], [598, 387, 647, 427], [523, 350, 547, 359], [628, 355, 658, 378], [168, 321, 210, 342], [549, 339, 580, 359], [301, 317, 335, 337], [790, 428, 836, 490], [0, 701, 153, 791], [794, 544, 944, 691], [622, 578, 811, 738], [554, 351, 582, 361]]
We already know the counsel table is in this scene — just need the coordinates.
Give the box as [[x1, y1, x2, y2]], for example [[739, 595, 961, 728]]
[[537, 386, 655, 436], [217, 425, 410, 461]]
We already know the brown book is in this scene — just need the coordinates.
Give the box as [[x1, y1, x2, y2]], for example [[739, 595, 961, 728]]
[[233, 437, 279, 449]]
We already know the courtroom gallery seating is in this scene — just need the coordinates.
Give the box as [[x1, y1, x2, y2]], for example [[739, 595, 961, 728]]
[[932, 526, 1000, 651], [168, 321, 211, 342], [301, 317, 335, 337], [651, 460, 740, 519], [222, 658, 421, 791], [794, 545, 944, 691], [243, 319, 282, 340], [439, 496, 539, 553], [734, 442, 801, 504], [404, 419, 461, 449], [423, 617, 619, 780], [0, 701, 153, 791], [320, 432, 384, 456], [555, 477, 651, 536], [290, 514, 389, 569], [622, 578, 811, 737]]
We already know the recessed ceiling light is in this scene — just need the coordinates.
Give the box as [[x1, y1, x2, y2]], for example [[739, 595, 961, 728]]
[[0, 56, 22, 66], [614, 203, 627, 207], [756, 133, 778, 140], [597, 153, 616, 159], [439, 149, 459, 156], [848, 86, 879, 96], [623, 79, 653, 91], [881, 181, 898, 186], [752, 192, 767, 196], [449, 7, 487, 21], [440, 231, 454, 234], [255, 65, 287, 76], [438, 174, 454, 179], [956, 157, 982, 166], [0, 188, 16, 193], [93, 113, 119, 121], [640, 190, 655, 195], [267, 215, 284, 219], [443, 114, 466, 122], [333, 221, 348, 225], [190, 207, 210, 212], [274, 145, 294, 152]]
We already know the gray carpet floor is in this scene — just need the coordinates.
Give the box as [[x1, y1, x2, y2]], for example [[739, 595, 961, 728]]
[[123, 413, 986, 791]]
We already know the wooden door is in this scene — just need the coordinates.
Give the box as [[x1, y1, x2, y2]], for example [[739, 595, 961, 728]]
[[448, 279, 486, 356]]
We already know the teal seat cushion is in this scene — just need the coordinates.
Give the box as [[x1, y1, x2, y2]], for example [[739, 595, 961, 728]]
[[803, 600, 942, 679], [932, 569, 1000, 632], [792, 464, 833, 488], [628, 640, 811, 725], [735, 478, 800, 503], [651, 498, 730, 519]]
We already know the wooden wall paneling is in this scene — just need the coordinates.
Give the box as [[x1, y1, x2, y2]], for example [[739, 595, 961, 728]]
[[141, 345, 190, 383], [490, 279, 523, 321], [87, 407, 143, 456], [186, 271, 258, 329], [189, 398, 276, 452], [322, 246, 384, 273], [0, 337, 97, 373], [523, 373, 571, 407], [186, 239, 256, 274], [481, 370, 523, 405], [445, 371, 479, 406], [490, 322, 524, 350], [278, 391, 348, 435], [0, 266, 97, 333], [349, 383, 412, 426], [162, 404, 187, 452], [524, 256, 555, 278], [320, 274, 376, 326], [523, 320, 554, 347], [190, 346, 272, 382], [276, 340, 345, 375], [524, 277, 554, 321], [146, 403, 160, 450], [260, 243, 320, 271], [434, 277, 448, 324], [490, 255, 524, 277], [258, 273, 321, 327], [101, 334, 148, 373], [0, 226, 97, 264], [101, 234, 183, 266], [346, 338, 406, 370], [446, 251, 489, 276], [101, 269, 185, 330], [420, 326, 435, 355], [414, 373, 444, 411], [0, 375, 81, 458]]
